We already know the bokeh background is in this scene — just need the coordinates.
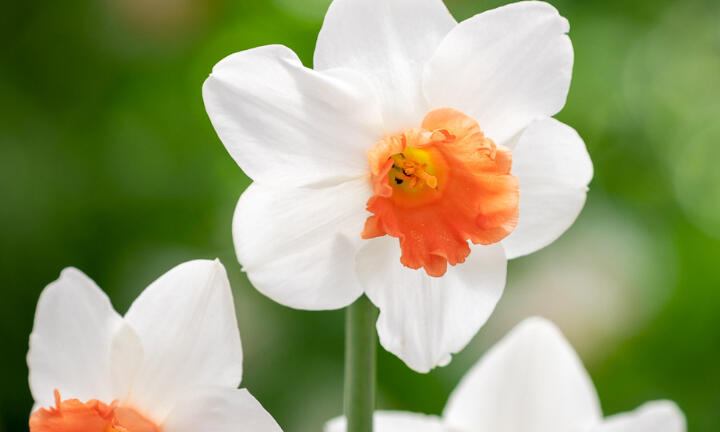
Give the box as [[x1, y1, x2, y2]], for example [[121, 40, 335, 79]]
[[2, 0, 719, 430]]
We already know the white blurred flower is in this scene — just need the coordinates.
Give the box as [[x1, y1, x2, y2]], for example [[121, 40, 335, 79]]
[[325, 317, 685, 432], [203, 0, 592, 372], [27, 260, 281, 432]]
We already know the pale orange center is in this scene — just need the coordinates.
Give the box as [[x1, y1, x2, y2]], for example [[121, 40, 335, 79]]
[[30, 390, 161, 432], [362, 108, 519, 277]]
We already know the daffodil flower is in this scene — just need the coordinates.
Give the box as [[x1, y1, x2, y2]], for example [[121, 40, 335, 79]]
[[27, 260, 282, 432], [325, 317, 686, 432], [203, 0, 592, 372]]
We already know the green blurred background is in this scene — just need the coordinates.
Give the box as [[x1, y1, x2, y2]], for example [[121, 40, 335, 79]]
[[2, 0, 719, 430]]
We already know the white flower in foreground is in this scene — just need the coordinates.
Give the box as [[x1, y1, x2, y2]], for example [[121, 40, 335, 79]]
[[27, 260, 281, 432], [325, 317, 686, 432], [203, 0, 593, 372]]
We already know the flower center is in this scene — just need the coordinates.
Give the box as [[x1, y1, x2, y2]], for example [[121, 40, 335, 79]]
[[30, 390, 160, 432], [385, 144, 448, 207], [390, 148, 438, 190], [362, 108, 519, 277]]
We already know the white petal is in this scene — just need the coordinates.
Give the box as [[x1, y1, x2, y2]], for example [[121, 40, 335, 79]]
[[325, 411, 447, 432], [164, 387, 282, 432], [501, 118, 592, 259], [123, 260, 243, 422], [443, 317, 602, 432], [110, 322, 144, 403], [356, 237, 506, 373], [234, 178, 371, 310], [203, 44, 382, 188], [424, 1, 573, 143], [593, 401, 686, 432], [27, 268, 122, 408], [315, 0, 456, 131]]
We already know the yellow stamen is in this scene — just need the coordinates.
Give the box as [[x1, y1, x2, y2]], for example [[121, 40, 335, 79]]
[[390, 151, 438, 190]]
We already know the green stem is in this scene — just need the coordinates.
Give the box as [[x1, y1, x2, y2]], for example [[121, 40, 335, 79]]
[[344, 295, 377, 432]]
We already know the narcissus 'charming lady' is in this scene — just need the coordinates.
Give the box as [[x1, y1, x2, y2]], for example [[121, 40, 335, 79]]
[[325, 317, 686, 432], [203, 0, 593, 372], [27, 260, 282, 432]]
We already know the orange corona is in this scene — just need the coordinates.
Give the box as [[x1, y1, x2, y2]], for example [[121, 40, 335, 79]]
[[30, 390, 160, 432], [362, 108, 519, 277]]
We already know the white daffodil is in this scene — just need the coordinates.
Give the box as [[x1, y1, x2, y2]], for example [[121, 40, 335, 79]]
[[27, 260, 282, 432], [325, 317, 686, 432], [203, 0, 593, 372]]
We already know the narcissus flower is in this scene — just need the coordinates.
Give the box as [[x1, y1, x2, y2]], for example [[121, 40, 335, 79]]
[[27, 260, 282, 432], [203, 0, 592, 372], [325, 317, 686, 432]]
